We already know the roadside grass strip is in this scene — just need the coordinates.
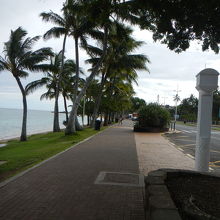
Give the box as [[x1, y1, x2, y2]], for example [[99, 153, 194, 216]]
[[186, 154, 195, 159], [209, 160, 220, 168], [173, 138, 195, 142], [179, 143, 196, 148], [0, 127, 106, 182]]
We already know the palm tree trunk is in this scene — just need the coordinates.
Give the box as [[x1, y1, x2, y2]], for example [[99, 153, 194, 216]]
[[53, 89, 60, 132], [63, 94, 68, 122], [104, 112, 108, 126], [53, 34, 67, 132], [65, 26, 108, 135], [15, 76, 27, 141], [87, 114, 90, 126], [75, 116, 83, 131], [73, 37, 79, 103], [64, 37, 79, 134], [90, 72, 107, 128]]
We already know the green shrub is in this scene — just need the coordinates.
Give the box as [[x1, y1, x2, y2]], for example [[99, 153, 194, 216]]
[[137, 103, 171, 128]]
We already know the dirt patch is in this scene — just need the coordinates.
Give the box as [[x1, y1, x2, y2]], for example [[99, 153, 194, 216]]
[[165, 172, 220, 220]]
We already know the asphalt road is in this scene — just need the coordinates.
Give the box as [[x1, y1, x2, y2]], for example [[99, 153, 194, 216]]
[[164, 123, 220, 174]]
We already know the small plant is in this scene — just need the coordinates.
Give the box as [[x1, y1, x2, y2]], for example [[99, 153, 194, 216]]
[[135, 103, 171, 131]]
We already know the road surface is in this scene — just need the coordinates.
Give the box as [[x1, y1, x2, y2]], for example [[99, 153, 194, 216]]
[[165, 123, 220, 173]]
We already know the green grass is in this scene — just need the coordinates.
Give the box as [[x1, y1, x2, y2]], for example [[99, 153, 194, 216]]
[[0, 127, 106, 181]]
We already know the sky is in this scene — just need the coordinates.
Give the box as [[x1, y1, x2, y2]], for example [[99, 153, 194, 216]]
[[1, 0, 220, 111]]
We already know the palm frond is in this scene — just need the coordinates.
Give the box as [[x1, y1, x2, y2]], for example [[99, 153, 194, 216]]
[[25, 78, 48, 95], [21, 47, 52, 69], [40, 11, 65, 27], [21, 36, 40, 52], [17, 70, 29, 78], [43, 27, 67, 40], [0, 56, 8, 72], [84, 45, 103, 57], [4, 27, 27, 61], [40, 90, 55, 100]]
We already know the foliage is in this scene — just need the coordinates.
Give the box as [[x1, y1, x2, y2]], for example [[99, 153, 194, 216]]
[[138, 103, 170, 128], [0, 27, 52, 141], [130, 97, 146, 112], [178, 94, 198, 122], [212, 90, 220, 121], [135, 0, 220, 53]]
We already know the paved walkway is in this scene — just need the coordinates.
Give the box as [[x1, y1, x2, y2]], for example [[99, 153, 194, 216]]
[[135, 132, 194, 176], [0, 120, 195, 220]]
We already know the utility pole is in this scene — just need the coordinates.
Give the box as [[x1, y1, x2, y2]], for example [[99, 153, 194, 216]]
[[162, 96, 167, 106], [173, 85, 181, 122], [157, 94, 160, 104]]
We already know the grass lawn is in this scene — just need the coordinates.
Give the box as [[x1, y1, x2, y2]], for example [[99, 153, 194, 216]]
[[0, 127, 106, 182]]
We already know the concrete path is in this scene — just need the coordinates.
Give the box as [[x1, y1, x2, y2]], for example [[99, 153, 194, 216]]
[[0, 120, 195, 220]]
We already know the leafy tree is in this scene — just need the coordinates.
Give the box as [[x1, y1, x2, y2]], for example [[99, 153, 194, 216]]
[[212, 90, 220, 121], [178, 94, 198, 122], [137, 103, 171, 129], [130, 97, 146, 112], [0, 27, 52, 141], [110, 0, 220, 53]]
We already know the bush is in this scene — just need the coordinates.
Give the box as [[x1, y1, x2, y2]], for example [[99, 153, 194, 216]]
[[137, 103, 171, 129]]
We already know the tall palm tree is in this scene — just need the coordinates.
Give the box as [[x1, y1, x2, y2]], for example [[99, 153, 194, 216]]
[[64, 0, 146, 134], [26, 55, 84, 128], [0, 27, 52, 141], [26, 54, 80, 130], [40, 9, 71, 131], [85, 22, 149, 127], [26, 52, 62, 131], [64, 0, 114, 135]]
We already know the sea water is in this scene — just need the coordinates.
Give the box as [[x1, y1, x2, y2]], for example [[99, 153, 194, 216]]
[[0, 108, 83, 140]]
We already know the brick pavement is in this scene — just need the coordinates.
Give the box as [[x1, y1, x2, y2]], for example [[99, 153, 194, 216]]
[[135, 132, 195, 176], [0, 120, 195, 220], [0, 122, 145, 220]]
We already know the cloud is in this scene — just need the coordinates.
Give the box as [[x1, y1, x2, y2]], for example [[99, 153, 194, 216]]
[[0, 1, 220, 110]]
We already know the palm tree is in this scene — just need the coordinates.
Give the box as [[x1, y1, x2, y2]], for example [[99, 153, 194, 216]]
[[64, 0, 147, 134], [26, 52, 62, 131], [61, 59, 84, 123], [0, 27, 52, 141], [40, 9, 71, 131], [64, 0, 113, 135], [85, 22, 150, 127], [26, 54, 80, 130], [173, 94, 181, 121], [26, 55, 85, 129]]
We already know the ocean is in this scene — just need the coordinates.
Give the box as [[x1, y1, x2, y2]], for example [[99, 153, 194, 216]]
[[0, 108, 83, 140]]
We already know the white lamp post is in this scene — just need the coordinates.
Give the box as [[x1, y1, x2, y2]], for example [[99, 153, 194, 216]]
[[195, 68, 219, 172]]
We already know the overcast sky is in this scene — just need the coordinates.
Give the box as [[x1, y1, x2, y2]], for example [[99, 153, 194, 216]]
[[1, 0, 220, 111]]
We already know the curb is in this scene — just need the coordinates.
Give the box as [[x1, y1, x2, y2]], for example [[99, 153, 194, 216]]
[[0, 127, 109, 189], [145, 170, 182, 220], [145, 169, 220, 220]]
